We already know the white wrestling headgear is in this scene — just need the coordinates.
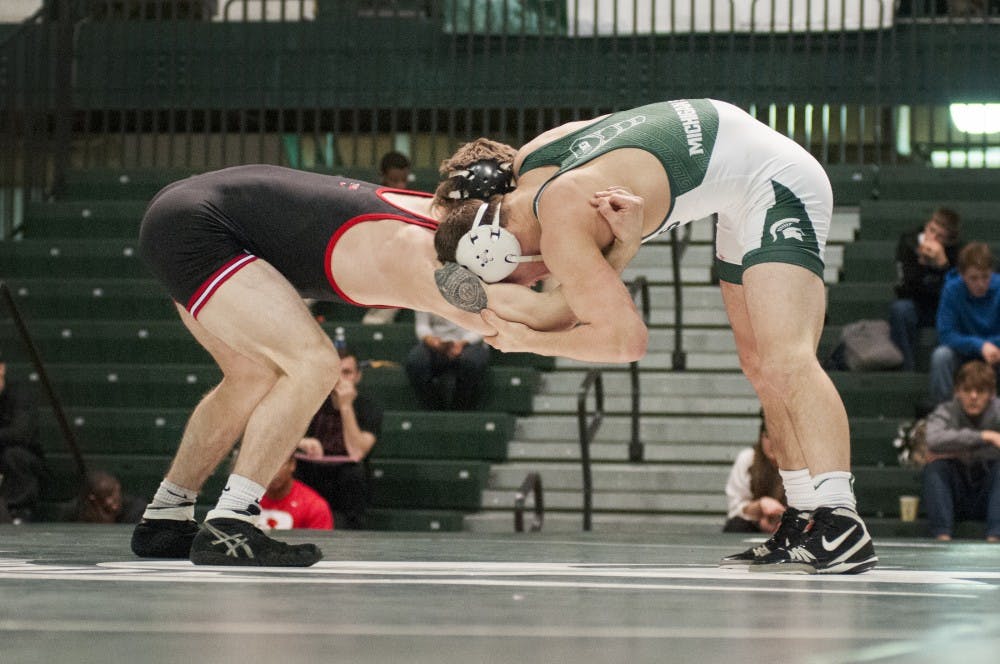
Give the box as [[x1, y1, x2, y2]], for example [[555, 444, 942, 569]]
[[454, 202, 543, 283]]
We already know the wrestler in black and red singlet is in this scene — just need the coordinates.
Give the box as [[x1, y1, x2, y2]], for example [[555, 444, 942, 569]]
[[138, 165, 436, 318]]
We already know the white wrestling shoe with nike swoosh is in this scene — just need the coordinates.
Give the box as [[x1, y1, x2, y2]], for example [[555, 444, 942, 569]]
[[749, 506, 878, 574]]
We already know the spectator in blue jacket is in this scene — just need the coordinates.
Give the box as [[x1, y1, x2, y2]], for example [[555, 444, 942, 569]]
[[929, 243, 1000, 405]]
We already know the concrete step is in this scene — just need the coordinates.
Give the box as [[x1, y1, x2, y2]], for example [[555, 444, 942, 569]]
[[515, 414, 759, 443], [559, 327, 737, 355], [556, 352, 742, 372], [488, 462, 729, 493], [462, 510, 724, 535], [507, 440, 745, 464], [537, 371, 755, 396], [533, 392, 759, 416], [480, 488, 724, 513]]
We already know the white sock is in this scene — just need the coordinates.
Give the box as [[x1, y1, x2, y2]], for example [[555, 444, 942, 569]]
[[206, 474, 265, 524], [142, 480, 198, 521], [812, 471, 857, 511], [779, 468, 818, 512]]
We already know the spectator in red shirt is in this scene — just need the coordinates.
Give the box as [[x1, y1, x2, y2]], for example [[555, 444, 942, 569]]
[[259, 452, 333, 531]]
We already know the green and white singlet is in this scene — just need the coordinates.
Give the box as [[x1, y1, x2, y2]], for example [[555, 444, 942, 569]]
[[519, 99, 832, 283]]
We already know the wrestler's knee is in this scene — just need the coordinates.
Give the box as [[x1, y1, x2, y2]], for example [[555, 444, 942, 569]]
[[285, 342, 341, 397], [220, 362, 281, 403], [756, 346, 818, 392]]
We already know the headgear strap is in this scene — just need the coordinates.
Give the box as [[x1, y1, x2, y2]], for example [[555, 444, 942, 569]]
[[453, 202, 543, 283]]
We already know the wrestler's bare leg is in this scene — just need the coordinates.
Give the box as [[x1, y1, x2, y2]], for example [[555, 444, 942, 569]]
[[191, 260, 340, 488], [162, 304, 278, 491], [720, 279, 809, 472], [133, 260, 337, 562], [737, 264, 876, 574], [740, 263, 849, 474]]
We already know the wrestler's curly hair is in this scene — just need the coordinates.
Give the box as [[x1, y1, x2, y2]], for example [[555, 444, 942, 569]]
[[431, 138, 518, 212]]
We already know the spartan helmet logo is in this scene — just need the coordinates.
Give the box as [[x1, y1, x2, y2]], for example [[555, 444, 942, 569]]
[[770, 218, 804, 242], [570, 115, 648, 159]]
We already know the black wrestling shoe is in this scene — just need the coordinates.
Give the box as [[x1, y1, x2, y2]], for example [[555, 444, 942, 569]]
[[189, 518, 323, 567], [131, 518, 200, 559], [749, 506, 878, 575], [719, 507, 810, 567]]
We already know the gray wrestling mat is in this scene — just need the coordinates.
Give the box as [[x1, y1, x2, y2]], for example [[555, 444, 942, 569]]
[[1, 525, 998, 664]]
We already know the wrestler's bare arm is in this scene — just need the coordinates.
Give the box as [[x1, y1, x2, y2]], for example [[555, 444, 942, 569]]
[[434, 263, 489, 313], [482, 188, 642, 331], [481, 188, 648, 363], [433, 186, 642, 329], [433, 263, 575, 331]]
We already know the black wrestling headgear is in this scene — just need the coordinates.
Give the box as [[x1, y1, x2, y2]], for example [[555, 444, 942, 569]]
[[447, 159, 515, 200]]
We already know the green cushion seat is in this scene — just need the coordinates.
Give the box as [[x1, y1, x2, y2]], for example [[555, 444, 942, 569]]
[[374, 411, 514, 461], [369, 459, 490, 510], [44, 452, 227, 503], [852, 466, 924, 518], [4, 362, 537, 413], [366, 508, 466, 532], [23, 200, 150, 238], [829, 371, 927, 418], [0, 239, 150, 279]]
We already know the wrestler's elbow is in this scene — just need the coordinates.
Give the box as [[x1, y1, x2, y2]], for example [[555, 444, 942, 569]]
[[614, 320, 648, 363]]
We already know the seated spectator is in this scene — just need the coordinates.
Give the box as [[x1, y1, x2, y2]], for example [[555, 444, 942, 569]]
[[405, 310, 490, 411], [259, 451, 334, 531], [0, 360, 49, 523], [361, 150, 413, 325], [923, 360, 1000, 542], [378, 150, 412, 189], [723, 416, 787, 533], [889, 207, 962, 371], [295, 345, 382, 529], [929, 242, 1000, 405], [68, 470, 145, 524]]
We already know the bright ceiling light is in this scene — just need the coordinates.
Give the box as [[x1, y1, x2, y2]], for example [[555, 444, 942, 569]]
[[949, 104, 1000, 134]]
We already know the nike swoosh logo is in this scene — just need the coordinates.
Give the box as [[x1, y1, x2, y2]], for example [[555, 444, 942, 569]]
[[822, 525, 857, 551]]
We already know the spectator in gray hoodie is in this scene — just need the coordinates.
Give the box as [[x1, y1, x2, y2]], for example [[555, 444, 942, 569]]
[[923, 359, 1000, 541]]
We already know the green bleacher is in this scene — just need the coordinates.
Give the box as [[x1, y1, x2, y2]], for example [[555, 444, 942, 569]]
[[824, 169, 1000, 529], [855, 200, 1000, 241], [6, 168, 549, 532]]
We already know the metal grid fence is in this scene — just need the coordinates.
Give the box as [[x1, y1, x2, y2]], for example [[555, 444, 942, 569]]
[[2, 0, 999, 234]]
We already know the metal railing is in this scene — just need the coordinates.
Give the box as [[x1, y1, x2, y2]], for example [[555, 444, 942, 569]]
[[575, 272, 654, 531], [513, 471, 543, 532], [0, 281, 87, 481], [625, 275, 652, 463], [576, 368, 603, 532]]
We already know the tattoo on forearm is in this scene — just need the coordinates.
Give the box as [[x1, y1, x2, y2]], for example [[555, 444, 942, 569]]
[[434, 262, 488, 312]]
